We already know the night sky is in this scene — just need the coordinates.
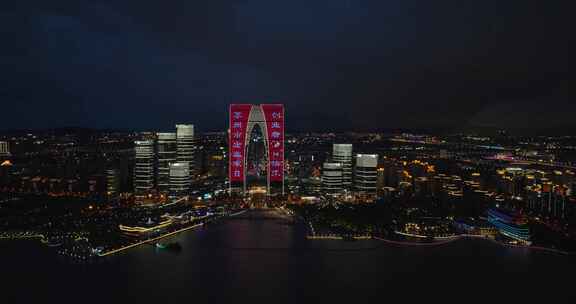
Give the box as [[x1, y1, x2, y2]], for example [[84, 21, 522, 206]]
[[1, 1, 573, 132]]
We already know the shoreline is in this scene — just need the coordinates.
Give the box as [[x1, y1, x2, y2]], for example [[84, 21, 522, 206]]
[[3, 210, 574, 258], [98, 222, 204, 257], [99, 209, 249, 257], [304, 218, 574, 256], [371, 235, 576, 255]]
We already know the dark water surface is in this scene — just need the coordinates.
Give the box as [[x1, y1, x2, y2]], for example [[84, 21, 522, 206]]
[[2, 210, 574, 303]]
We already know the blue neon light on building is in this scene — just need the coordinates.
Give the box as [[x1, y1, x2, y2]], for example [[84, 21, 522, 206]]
[[487, 208, 530, 242]]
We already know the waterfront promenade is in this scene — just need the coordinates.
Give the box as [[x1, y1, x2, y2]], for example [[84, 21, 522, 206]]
[[99, 209, 248, 257]]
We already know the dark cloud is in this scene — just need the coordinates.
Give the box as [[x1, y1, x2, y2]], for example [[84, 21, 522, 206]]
[[0, 0, 573, 132]]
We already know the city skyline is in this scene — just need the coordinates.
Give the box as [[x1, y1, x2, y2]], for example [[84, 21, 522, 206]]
[[2, 1, 575, 303], [2, 111, 576, 303]]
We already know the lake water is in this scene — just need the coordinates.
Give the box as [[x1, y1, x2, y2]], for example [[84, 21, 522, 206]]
[[2, 209, 574, 303]]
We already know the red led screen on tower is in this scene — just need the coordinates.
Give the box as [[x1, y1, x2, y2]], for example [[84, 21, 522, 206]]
[[261, 104, 284, 182], [229, 104, 252, 182]]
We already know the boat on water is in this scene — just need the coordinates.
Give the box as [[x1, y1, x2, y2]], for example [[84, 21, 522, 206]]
[[155, 242, 182, 251]]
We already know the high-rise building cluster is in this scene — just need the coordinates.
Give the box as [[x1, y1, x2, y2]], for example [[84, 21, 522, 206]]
[[503, 168, 575, 219], [133, 124, 197, 203], [321, 144, 379, 201]]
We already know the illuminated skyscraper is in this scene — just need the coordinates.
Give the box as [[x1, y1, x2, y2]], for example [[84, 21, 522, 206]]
[[322, 162, 343, 195], [156, 132, 177, 194], [229, 104, 285, 195], [176, 124, 196, 184], [106, 168, 119, 198], [355, 154, 378, 197], [134, 140, 155, 199], [170, 162, 191, 199], [377, 167, 385, 197], [333, 144, 353, 188], [0, 141, 9, 156]]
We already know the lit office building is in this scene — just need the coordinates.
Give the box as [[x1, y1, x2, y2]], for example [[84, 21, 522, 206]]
[[206, 152, 227, 178], [487, 208, 531, 245], [0, 141, 9, 156], [0, 159, 13, 185], [176, 124, 196, 183], [566, 170, 575, 195], [156, 132, 177, 194], [526, 183, 569, 219], [376, 167, 385, 197], [170, 162, 191, 199], [322, 162, 343, 195], [228, 104, 285, 195], [106, 168, 119, 198], [333, 144, 353, 188], [134, 140, 155, 199], [354, 154, 378, 197]]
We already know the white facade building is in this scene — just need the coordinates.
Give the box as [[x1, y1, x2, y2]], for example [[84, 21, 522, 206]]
[[170, 162, 191, 199], [176, 124, 196, 184], [355, 154, 378, 196], [322, 162, 344, 195], [156, 132, 177, 194], [333, 144, 353, 188], [134, 140, 155, 196], [0, 141, 10, 156]]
